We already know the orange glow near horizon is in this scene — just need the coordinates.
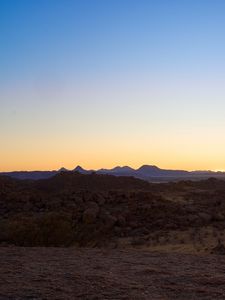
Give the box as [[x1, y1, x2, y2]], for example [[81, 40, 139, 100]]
[[2, 118, 225, 172], [2, 72, 225, 173], [1, 136, 225, 172], [2, 1, 225, 173]]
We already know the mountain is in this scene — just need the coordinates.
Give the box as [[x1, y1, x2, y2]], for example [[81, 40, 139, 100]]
[[73, 165, 93, 174], [1, 164, 225, 182], [98, 166, 135, 176], [0, 171, 58, 180], [58, 167, 68, 172], [77, 165, 225, 182], [137, 165, 160, 173], [136, 165, 188, 177]]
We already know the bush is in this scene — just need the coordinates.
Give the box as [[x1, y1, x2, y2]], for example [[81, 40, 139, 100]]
[[1, 212, 74, 246]]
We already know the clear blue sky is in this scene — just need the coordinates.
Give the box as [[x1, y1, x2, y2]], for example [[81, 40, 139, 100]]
[[1, 0, 225, 171]]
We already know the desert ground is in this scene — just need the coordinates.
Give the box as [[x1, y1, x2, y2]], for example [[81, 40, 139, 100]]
[[1, 247, 225, 300], [1, 173, 225, 299]]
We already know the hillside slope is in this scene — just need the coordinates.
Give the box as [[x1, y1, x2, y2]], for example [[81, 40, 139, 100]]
[[1, 173, 225, 252]]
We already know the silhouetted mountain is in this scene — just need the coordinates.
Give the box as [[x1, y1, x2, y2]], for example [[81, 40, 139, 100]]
[[1, 164, 225, 181], [0, 171, 58, 180], [96, 165, 225, 181], [98, 166, 135, 177], [73, 166, 93, 174], [136, 165, 188, 177], [58, 167, 68, 172], [137, 165, 160, 172], [105, 166, 134, 173]]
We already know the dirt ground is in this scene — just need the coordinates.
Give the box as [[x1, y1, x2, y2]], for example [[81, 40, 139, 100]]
[[1, 247, 225, 300]]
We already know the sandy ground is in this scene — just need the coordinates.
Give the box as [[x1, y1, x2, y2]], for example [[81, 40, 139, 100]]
[[1, 247, 225, 299]]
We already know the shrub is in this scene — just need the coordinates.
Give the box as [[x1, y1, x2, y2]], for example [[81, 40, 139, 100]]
[[2, 212, 74, 246]]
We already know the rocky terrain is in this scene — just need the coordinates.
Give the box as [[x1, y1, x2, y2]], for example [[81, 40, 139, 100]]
[[1, 172, 225, 252], [1, 247, 225, 299], [1, 172, 225, 299]]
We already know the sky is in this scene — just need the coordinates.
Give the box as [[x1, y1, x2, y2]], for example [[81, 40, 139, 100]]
[[1, 0, 225, 171]]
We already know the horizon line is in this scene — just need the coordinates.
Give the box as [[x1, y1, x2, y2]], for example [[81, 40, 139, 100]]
[[0, 164, 224, 173]]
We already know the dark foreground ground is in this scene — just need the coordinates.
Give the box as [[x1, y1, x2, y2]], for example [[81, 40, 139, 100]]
[[1, 247, 225, 300]]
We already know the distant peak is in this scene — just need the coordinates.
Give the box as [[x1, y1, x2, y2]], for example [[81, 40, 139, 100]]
[[58, 167, 68, 172], [73, 165, 92, 174], [112, 166, 133, 171], [74, 165, 84, 171], [138, 165, 160, 171]]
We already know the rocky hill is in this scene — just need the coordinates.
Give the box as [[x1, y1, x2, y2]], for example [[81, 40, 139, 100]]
[[1, 173, 225, 253]]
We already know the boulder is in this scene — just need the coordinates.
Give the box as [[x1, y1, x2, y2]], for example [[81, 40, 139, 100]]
[[83, 202, 99, 224], [198, 212, 211, 223], [212, 213, 225, 222], [117, 215, 126, 227], [100, 210, 117, 229], [211, 240, 225, 255]]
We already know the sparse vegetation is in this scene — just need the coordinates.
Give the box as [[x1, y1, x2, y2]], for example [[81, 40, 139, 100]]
[[1, 173, 225, 252]]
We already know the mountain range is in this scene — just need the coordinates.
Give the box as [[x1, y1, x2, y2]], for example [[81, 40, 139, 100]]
[[1, 165, 225, 182]]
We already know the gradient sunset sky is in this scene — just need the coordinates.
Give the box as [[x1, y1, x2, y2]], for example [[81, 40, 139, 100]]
[[1, 0, 225, 171]]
